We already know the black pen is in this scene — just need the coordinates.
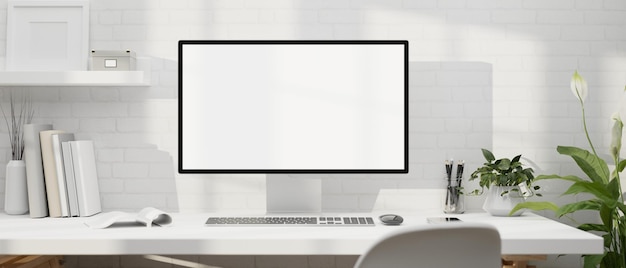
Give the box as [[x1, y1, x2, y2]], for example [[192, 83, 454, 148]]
[[456, 160, 464, 187], [445, 160, 453, 185]]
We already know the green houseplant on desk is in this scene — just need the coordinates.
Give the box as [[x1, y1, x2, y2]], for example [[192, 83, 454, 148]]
[[469, 148, 539, 216], [511, 71, 626, 268]]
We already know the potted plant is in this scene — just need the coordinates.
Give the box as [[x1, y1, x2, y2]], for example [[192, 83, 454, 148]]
[[470, 148, 539, 216], [511, 71, 626, 267]]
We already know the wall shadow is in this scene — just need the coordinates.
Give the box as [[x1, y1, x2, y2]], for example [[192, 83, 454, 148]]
[[277, 61, 495, 212]]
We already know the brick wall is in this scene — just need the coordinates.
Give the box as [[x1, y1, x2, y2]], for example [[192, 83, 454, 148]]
[[0, 0, 624, 267]]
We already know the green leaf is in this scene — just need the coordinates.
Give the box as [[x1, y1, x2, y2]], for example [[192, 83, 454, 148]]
[[497, 158, 511, 170], [607, 177, 621, 200], [481, 148, 495, 162], [557, 145, 610, 184], [583, 254, 603, 268], [578, 223, 608, 232], [617, 203, 626, 214], [603, 233, 612, 249], [617, 159, 626, 173], [556, 200, 601, 217], [600, 204, 614, 230], [509, 201, 559, 216], [535, 174, 584, 183], [563, 181, 614, 205], [523, 168, 535, 180]]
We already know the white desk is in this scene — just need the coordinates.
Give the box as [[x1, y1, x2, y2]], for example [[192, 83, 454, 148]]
[[0, 211, 602, 256]]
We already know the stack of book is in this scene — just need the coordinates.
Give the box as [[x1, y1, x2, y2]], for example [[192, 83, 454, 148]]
[[23, 124, 102, 218]]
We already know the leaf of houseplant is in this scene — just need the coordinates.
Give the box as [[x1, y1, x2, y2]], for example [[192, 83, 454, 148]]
[[509, 201, 559, 216], [481, 148, 495, 162], [534, 174, 585, 183], [611, 159, 626, 187], [617, 202, 626, 214], [557, 146, 609, 184], [603, 233, 612, 249], [583, 254, 603, 268], [555, 199, 601, 217], [599, 204, 614, 230], [578, 223, 608, 232], [607, 177, 621, 200], [497, 158, 511, 171], [563, 181, 614, 205]]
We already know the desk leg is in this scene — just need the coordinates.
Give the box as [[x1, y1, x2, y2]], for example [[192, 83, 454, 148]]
[[0, 255, 64, 268], [502, 255, 547, 268]]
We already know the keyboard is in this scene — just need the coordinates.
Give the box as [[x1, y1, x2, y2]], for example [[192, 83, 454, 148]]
[[205, 216, 375, 226]]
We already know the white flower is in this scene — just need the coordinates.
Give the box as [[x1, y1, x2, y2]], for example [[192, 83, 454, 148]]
[[610, 113, 623, 159], [570, 71, 588, 104]]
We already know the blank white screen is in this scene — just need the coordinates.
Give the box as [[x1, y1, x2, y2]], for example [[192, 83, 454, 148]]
[[180, 42, 406, 172]]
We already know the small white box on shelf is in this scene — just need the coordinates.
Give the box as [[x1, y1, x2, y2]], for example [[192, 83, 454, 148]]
[[90, 50, 136, 71]]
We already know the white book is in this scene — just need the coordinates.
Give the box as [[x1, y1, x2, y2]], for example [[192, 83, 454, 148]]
[[40, 130, 66, 218], [51, 133, 75, 217], [69, 140, 101, 217], [23, 123, 53, 218], [62, 141, 79, 217]]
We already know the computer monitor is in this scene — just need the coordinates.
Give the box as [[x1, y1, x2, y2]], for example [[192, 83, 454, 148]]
[[178, 40, 408, 174]]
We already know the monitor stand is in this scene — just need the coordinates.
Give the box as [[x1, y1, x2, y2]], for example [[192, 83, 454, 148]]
[[266, 174, 322, 213]]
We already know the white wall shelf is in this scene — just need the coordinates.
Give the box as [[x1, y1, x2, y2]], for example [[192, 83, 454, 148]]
[[0, 70, 150, 86], [0, 57, 151, 87]]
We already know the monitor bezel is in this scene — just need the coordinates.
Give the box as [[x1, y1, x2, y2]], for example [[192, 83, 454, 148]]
[[178, 40, 409, 174]]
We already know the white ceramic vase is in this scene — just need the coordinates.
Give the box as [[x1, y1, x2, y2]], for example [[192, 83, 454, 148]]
[[4, 160, 29, 215], [482, 185, 525, 217]]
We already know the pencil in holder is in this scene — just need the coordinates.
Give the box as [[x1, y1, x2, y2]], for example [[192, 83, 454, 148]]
[[444, 184, 464, 214]]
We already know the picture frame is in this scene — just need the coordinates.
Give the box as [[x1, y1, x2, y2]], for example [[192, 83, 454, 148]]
[[6, 0, 90, 71]]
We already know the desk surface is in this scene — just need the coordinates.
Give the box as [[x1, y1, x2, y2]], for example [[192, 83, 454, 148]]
[[0, 211, 603, 256]]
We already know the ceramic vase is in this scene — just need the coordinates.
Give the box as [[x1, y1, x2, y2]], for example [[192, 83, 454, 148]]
[[4, 160, 29, 215], [482, 185, 525, 217]]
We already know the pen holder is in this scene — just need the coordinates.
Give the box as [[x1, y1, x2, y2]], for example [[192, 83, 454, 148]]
[[444, 185, 465, 214]]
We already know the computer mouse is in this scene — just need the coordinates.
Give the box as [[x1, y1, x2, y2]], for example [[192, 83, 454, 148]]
[[379, 214, 403, 225]]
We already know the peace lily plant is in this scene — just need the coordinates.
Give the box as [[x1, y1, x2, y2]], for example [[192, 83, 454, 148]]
[[511, 71, 626, 268]]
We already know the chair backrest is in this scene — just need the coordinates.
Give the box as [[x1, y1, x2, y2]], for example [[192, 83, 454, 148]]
[[354, 222, 501, 268]]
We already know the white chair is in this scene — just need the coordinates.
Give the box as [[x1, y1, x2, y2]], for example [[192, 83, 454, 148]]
[[354, 222, 502, 268]]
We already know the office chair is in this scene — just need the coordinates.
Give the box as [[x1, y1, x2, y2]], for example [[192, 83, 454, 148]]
[[354, 222, 501, 268]]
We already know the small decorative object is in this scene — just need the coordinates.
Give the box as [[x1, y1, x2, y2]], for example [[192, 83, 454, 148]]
[[444, 160, 464, 214], [470, 149, 539, 217], [90, 50, 136, 71], [4, 160, 27, 214], [1, 92, 34, 215]]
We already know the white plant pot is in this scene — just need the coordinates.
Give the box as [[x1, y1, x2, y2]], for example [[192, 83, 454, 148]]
[[4, 160, 29, 215], [482, 185, 525, 217]]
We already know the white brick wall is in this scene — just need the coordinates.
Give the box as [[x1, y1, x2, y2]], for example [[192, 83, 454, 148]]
[[0, 0, 624, 267]]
